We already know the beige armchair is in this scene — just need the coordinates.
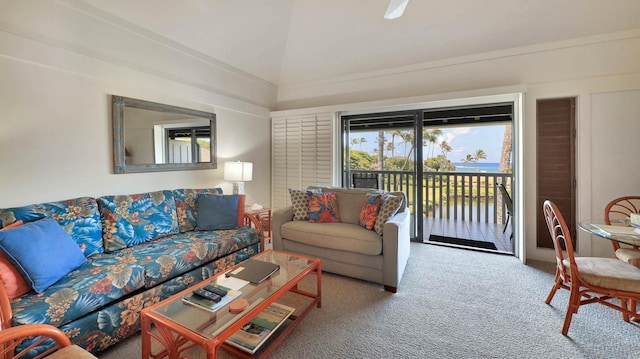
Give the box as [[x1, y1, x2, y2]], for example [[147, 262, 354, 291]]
[[272, 186, 410, 292]]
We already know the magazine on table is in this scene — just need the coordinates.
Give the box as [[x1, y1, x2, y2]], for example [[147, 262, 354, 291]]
[[225, 302, 295, 354], [182, 286, 241, 313]]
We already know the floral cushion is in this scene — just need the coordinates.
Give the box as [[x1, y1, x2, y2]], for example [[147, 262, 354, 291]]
[[173, 188, 223, 232], [308, 192, 341, 223], [98, 191, 179, 252], [359, 193, 383, 230], [0, 197, 104, 257], [11, 256, 145, 328], [115, 227, 259, 288]]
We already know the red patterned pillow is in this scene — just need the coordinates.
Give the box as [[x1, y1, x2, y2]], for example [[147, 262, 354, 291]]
[[0, 220, 30, 300], [359, 194, 383, 230], [308, 192, 341, 223]]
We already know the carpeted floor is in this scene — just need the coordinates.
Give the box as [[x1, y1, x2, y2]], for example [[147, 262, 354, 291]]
[[99, 243, 640, 359]]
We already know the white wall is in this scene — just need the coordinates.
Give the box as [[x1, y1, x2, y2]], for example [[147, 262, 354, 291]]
[[588, 89, 640, 256], [273, 30, 640, 262], [0, 2, 273, 208]]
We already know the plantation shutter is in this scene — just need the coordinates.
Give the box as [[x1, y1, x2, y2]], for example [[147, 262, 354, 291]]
[[271, 113, 334, 209]]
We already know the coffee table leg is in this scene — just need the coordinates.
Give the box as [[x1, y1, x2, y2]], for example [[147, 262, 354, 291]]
[[204, 342, 218, 359], [141, 314, 152, 358]]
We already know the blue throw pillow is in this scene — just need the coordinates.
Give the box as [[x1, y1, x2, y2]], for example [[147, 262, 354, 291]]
[[196, 195, 239, 231], [0, 217, 86, 293]]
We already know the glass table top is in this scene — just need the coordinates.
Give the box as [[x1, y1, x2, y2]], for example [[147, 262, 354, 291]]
[[150, 250, 316, 339], [578, 220, 640, 247]]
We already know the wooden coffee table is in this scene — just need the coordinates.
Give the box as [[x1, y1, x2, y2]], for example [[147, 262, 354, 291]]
[[141, 250, 321, 359]]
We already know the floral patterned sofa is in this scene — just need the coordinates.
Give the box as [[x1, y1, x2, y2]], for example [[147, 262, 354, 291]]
[[0, 188, 261, 357]]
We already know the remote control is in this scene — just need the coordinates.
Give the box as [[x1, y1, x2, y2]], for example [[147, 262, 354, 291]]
[[203, 284, 228, 297], [193, 288, 221, 302]]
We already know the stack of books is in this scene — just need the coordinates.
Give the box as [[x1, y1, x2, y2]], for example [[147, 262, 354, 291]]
[[182, 286, 241, 313], [225, 302, 295, 354]]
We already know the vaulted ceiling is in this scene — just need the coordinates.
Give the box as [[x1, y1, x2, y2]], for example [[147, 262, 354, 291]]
[[84, 0, 640, 88]]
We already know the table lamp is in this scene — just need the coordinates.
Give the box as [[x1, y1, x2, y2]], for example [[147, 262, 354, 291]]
[[224, 161, 253, 194]]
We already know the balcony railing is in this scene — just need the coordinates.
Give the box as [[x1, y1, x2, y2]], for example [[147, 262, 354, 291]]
[[349, 170, 513, 225]]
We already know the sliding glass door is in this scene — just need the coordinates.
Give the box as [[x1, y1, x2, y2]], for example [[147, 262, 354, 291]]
[[341, 103, 514, 252], [342, 111, 422, 239]]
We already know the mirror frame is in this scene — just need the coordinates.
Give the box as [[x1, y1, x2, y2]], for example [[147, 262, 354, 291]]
[[112, 95, 217, 174]]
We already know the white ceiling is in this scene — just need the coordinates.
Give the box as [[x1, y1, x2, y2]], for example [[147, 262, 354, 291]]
[[84, 0, 640, 87]]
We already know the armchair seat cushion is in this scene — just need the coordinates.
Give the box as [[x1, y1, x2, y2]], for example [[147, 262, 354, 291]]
[[281, 221, 382, 256]]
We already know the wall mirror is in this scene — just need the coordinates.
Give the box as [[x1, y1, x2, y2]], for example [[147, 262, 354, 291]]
[[112, 96, 217, 174]]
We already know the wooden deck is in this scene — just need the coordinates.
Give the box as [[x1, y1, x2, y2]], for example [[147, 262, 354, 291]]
[[421, 216, 514, 254]]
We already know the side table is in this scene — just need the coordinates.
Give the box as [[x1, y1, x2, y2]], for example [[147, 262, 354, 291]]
[[245, 207, 271, 245]]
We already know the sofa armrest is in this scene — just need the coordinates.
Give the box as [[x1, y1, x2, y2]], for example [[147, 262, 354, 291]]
[[272, 206, 294, 251], [243, 212, 265, 251], [381, 207, 411, 292]]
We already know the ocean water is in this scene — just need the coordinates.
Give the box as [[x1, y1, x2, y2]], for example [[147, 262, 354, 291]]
[[451, 162, 504, 173]]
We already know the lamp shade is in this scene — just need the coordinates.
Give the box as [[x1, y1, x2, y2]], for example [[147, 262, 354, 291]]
[[224, 161, 253, 181]]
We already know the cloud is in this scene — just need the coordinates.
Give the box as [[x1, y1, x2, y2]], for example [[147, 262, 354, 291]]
[[444, 127, 471, 144]]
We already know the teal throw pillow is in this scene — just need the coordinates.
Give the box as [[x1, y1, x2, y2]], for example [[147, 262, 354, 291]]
[[0, 216, 86, 293], [196, 195, 239, 231]]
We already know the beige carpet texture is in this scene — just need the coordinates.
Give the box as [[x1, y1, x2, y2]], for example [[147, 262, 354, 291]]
[[99, 243, 640, 359]]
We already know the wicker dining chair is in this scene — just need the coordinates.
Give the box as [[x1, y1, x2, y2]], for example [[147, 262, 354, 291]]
[[543, 200, 640, 335], [604, 196, 640, 266], [0, 324, 97, 359]]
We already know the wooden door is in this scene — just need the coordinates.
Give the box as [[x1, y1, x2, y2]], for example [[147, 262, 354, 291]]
[[536, 98, 576, 248]]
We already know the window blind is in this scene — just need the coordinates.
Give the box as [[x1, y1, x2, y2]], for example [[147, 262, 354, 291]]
[[271, 113, 334, 209]]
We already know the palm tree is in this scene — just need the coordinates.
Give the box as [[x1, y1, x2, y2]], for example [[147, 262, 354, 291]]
[[386, 142, 395, 157], [390, 130, 403, 158], [358, 137, 367, 150], [400, 131, 415, 170], [424, 129, 443, 158], [472, 149, 487, 171], [461, 154, 474, 164], [440, 140, 452, 159], [351, 137, 368, 150], [498, 124, 512, 173], [376, 131, 385, 171], [473, 149, 487, 162]]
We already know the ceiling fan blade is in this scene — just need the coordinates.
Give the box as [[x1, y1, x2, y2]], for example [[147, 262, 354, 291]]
[[384, 0, 409, 20]]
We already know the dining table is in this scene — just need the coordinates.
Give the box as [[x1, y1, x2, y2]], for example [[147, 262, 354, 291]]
[[578, 220, 640, 247]]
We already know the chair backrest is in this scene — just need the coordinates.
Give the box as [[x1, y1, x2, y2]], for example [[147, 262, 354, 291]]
[[352, 172, 379, 189], [543, 200, 576, 283], [496, 183, 513, 213], [0, 324, 77, 359], [604, 196, 640, 225], [603, 196, 640, 251]]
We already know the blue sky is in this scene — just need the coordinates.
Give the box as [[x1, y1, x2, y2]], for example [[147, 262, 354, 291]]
[[350, 125, 508, 162]]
